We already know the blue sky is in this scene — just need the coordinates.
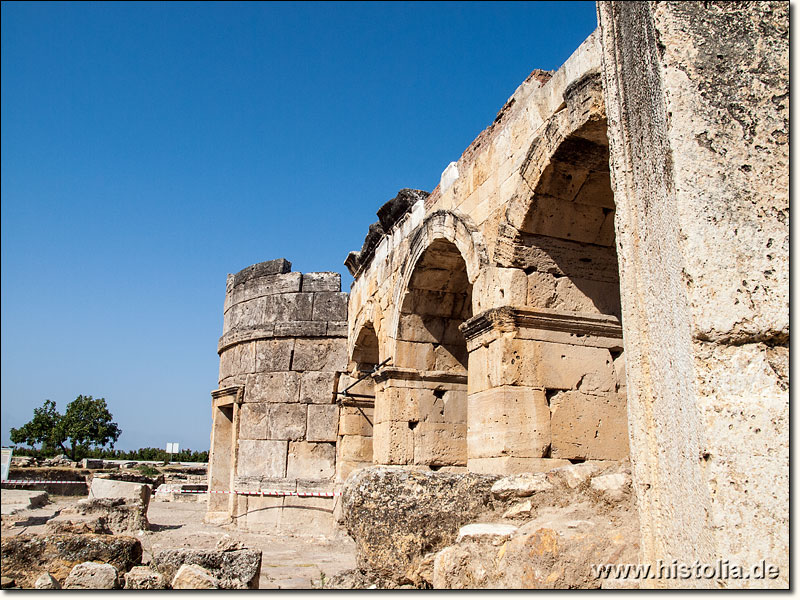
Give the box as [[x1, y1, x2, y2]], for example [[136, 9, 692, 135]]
[[1, 1, 598, 451]]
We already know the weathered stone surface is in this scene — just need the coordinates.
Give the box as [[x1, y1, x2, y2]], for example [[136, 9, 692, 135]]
[[253, 339, 295, 373], [299, 370, 337, 404], [0, 534, 142, 588], [306, 404, 339, 442], [238, 402, 268, 439], [34, 572, 60, 590], [237, 440, 287, 478], [491, 472, 553, 499], [302, 272, 341, 292], [286, 442, 336, 479], [312, 292, 348, 322], [171, 564, 219, 589], [456, 523, 518, 544], [292, 338, 348, 372], [266, 403, 307, 440], [590, 473, 630, 503], [123, 566, 167, 590], [341, 466, 501, 584], [152, 548, 262, 589], [245, 371, 299, 403], [90, 477, 151, 511], [63, 562, 120, 590], [231, 258, 292, 287]]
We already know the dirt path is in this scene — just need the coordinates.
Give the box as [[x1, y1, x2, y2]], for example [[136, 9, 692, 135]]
[[1, 494, 357, 589]]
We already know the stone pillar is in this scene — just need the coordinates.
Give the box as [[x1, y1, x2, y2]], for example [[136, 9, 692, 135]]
[[206, 386, 242, 523], [208, 258, 348, 533], [598, 1, 788, 587], [461, 307, 626, 474], [372, 368, 467, 468]]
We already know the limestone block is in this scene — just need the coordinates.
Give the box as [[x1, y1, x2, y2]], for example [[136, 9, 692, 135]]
[[90, 478, 150, 510], [467, 456, 570, 476], [254, 339, 295, 372], [590, 473, 631, 502], [467, 386, 550, 459], [327, 320, 348, 336], [336, 459, 373, 483], [245, 371, 299, 403], [64, 562, 120, 590], [553, 277, 621, 318], [239, 495, 283, 531], [373, 421, 414, 465], [433, 343, 468, 373], [171, 565, 219, 589], [292, 339, 348, 372], [491, 472, 554, 499], [286, 442, 336, 479], [237, 440, 287, 478], [394, 340, 435, 371], [299, 371, 337, 404], [413, 422, 467, 466], [231, 271, 302, 306], [238, 403, 268, 440], [549, 390, 629, 460], [487, 338, 614, 392], [527, 271, 558, 309], [274, 320, 327, 337], [397, 313, 445, 343], [456, 523, 518, 544], [553, 462, 601, 489], [338, 406, 374, 436], [312, 292, 348, 321], [219, 342, 256, 380], [231, 259, 292, 287], [301, 272, 341, 292], [123, 566, 166, 590], [339, 435, 373, 463], [374, 386, 420, 424], [472, 267, 528, 313], [281, 496, 336, 535], [270, 292, 314, 322], [266, 403, 307, 440], [307, 404, 339, 442]]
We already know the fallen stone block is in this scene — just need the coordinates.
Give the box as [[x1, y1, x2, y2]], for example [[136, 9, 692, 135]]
[[589, 472, 631, 502], [34, 573, 60, 589], [152, 548, 262, 589], [171, 564, 220, 589], [502, 499, 535, 519], [552, 462, 602, 489], [0, 533, 142, 589], [63, 562, 120, 589], [81, 458, 104, 469], [51, 497, 149, 534], [90, 477, 151, 510], [491, 473, 553, 499], [123, 566, 167, 589], [341, 466, 501, 585]]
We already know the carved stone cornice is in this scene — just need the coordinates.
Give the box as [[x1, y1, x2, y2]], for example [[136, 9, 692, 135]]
[[211, 386, 244, 406], [460, 306, 623, 351], [372, 366, 467, 386]]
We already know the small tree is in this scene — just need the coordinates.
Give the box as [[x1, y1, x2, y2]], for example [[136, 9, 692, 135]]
[[10, 395, 121, 461]]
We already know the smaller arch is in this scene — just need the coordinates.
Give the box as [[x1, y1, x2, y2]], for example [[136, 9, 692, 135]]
[[389, 210, 488, 342]]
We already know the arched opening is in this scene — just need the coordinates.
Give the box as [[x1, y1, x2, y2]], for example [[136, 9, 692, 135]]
[[387, 238, 472, 467], [336, 323, 378, 481], [516, 119, 628, 462]]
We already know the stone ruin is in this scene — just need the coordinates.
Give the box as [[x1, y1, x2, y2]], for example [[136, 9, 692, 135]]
[[206, 2, 788, 589]]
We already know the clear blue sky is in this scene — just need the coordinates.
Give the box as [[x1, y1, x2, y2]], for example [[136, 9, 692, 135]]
[[1, 1, 598, 451]]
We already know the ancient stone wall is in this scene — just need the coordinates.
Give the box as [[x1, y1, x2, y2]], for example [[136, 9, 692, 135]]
[[597, 0, 788, 588], [207, 258, 348, 533], [344, 31, 629, 475]]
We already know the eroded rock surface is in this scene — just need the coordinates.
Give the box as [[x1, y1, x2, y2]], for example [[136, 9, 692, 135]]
[[152, 548, 262, 589], [0, 533, 142, 589], [341, 466, 502, 585]]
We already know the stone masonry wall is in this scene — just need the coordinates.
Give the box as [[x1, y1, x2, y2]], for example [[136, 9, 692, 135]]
[[598, 1, 788, 588], [210, 258, 348, 533]]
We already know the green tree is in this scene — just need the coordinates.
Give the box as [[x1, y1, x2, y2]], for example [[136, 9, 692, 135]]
[[9, 396, 121, 461]]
